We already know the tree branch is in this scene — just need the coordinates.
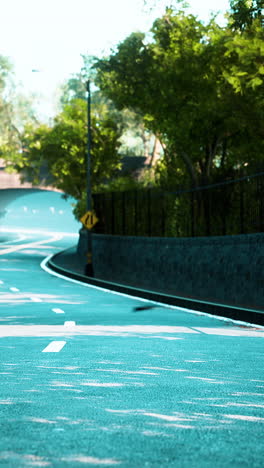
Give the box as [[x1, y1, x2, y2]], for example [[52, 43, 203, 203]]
[[181, 151, 199, 187]]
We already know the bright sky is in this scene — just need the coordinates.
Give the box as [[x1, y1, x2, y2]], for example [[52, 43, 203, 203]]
[[0, 0, 230, 121]]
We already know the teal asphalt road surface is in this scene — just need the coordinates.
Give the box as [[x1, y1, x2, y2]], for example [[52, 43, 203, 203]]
[[0, 189, 263, 467]]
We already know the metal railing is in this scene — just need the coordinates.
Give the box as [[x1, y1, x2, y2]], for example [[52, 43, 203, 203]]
[[93, 172, 264, 237]]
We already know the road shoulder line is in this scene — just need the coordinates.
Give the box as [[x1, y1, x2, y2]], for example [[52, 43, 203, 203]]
[[41, 254, 264, 328]]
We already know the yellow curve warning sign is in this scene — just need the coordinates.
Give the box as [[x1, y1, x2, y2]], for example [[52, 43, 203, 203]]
[[80, 211, 99, 230]]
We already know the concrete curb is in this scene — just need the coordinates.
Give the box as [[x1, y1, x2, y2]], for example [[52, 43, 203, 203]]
[[48, 250, 264, 326]]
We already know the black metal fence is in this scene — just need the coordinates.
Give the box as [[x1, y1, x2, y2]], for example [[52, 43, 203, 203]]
[[93, 172, 264, 237]]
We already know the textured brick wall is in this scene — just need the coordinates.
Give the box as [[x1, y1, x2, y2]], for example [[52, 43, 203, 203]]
[[77, 230, 264, 310]]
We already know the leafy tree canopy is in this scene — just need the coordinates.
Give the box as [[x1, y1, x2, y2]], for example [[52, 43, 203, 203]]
[[60, 67, 160, 161], [59, 74, 87, 106], [0, 55, 37, 164], [94, 4, 264, 188], [0, 56, 17, 158], [229, 0, 263, 30], [10, 98, 122, 200]]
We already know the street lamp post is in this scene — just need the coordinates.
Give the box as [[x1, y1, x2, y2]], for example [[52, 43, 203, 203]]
[[84, 80, 94, 277]]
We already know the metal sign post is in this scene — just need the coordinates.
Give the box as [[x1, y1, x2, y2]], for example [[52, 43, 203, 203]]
[[85, 80, 94, 277]]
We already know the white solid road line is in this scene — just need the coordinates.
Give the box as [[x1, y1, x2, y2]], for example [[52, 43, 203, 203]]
[[42, 341, 67, 353], [195, 327, 264, 336], [0, 235, 27, 245], [0, 234, 63, 255], [52, 308, 65, 314], [0, 228, 78, 238], [0, 325, 263, 337], [41, 255, 263, 329], [30, 297, 43, 303]]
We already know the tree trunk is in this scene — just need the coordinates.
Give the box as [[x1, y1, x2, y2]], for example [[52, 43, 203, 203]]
[[181, 151, 199, 187], [148, 137, 160, 167]]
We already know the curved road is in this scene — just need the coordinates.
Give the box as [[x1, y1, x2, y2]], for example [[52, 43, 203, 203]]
[[0, 190, 263, 467]]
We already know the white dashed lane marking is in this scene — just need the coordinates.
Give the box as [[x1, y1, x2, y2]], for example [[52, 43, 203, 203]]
[[52, 308, 65, 314], [42, 341, 66, 353], [64, 321, 76, 327]]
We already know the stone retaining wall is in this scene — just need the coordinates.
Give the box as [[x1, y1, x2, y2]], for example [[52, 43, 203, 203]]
[[77, 230, 264, 311]]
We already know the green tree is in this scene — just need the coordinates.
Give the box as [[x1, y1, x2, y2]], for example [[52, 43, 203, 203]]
[[0, 56, 18, 159], [13, 98, 122, 200], [0, 55, 37, 165], [60, 74, 87, 106], [94, 6, 264, 188], [221, 13, 264, 173], [61, 67, 161, 166], [229, 0, 263, 30]]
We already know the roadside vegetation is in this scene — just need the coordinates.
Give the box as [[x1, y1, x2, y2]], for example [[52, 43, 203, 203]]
[[0, 0, 263, 227]]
